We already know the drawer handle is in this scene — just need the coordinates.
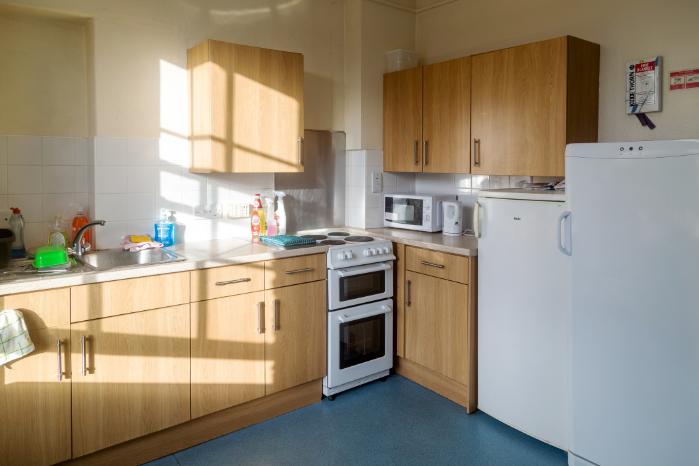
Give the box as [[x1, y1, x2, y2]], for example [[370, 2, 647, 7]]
[[473, 138, 481, 167], [257, 302, 265, 334], [284, 267, 313, 275], [420, 260, 445, 269], [413, 140, 419, 165], [424, 140, 429, 166], [56, 339, 63, 381], [216, 278, 252, 286]]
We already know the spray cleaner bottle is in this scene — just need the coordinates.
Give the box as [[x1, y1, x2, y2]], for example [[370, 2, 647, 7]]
[[274, 191, 287, 235], [8, 208, 26, 258]]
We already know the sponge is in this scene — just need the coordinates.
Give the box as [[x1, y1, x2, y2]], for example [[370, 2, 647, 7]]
[[128, 235, 152, 243]]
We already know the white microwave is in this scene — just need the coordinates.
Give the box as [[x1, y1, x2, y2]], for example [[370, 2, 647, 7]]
[[383, 194, 446, 232]]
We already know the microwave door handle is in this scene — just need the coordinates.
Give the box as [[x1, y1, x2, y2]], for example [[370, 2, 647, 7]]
[[337, 305, 392, 323], [335, 262, 393, 278]]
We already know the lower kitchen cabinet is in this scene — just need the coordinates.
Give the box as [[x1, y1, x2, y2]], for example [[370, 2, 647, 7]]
[[191, 292, 266, 418], [0, 289, 71, 466], [264, 280, 326, 395], [70, 304, 191, 457], [405, 271, 468, 384]]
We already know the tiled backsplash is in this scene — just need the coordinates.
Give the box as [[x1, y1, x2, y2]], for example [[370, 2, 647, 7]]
[[0, 135, 89, 247], [93, 136, 273, 248]]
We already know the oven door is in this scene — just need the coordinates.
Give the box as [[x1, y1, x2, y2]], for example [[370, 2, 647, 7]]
[[326, 299, 394, 388], [328, 261, 394, 310]]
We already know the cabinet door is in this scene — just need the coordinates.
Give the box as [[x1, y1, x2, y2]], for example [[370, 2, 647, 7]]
[[71, 305, 190, 457], [191, 293, 266, 418], [471, 37, 567, 176], [405, 271, 468, 384], [383, 67, 423, 172], [264, 281, 326, 395], [190, 40, 304, 174], [0, 289, 71, 466], [423, 57, 471, 173]]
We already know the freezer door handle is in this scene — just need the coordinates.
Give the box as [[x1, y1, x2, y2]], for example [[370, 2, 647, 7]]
[[558, 211, 572, 256], [473, 201, 482, 238]]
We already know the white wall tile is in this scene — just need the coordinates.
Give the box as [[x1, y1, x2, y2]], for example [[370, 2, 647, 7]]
[[94, 137, 129, 165], [127, 138, 159, 166], [95, 193, 155, 221], [414, 173, 456, 195], [75, 166, 89, 193], [7, 136, 42, 165], [42, 193, 76, 222], [8, 165, 41, 194], [43, 166, 76, 194], [42, 137, 76, 165], [489, 175, 510, 189], [94, 166, 129, 193], [471, 175, 490, 190], [24, 222, 48, 250], [127, 166, 158, 193], [74, 138, 89, 165]]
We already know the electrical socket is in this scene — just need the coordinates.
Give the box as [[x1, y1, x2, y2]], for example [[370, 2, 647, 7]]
[[371, 171, 383, 193]]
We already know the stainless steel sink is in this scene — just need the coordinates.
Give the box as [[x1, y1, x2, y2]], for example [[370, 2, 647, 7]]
[[77, 248, 186, 271]]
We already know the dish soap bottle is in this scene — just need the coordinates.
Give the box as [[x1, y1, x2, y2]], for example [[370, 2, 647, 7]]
[[154, 209, 175, 247], [8, 207, 26, 258], [250, 195, 262, 243], [71, 208, 92, 251], [265, 197, 277, 236], [48, 216, 67, 247], [253, 194, 266, 236], [274, 191, 287, 235]]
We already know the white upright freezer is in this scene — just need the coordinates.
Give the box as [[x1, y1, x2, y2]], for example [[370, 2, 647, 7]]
[[566, 140, 699, 466], [476, 189, 570, 450]]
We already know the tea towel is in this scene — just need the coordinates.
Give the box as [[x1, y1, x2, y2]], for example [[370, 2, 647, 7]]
[[0, 309, 35, 365]]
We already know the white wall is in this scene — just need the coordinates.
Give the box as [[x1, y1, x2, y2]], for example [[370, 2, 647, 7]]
[[416, 0, 699, 142]]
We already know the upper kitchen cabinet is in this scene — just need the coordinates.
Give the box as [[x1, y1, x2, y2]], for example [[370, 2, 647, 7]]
[[471, 36, 599, 176], [384, 66, 423, 172], [383, 57, 471, 173], [188, 40, 305, 173]]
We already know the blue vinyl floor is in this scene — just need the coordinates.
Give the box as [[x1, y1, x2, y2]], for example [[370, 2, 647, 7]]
[[145, 375, 566, 466]]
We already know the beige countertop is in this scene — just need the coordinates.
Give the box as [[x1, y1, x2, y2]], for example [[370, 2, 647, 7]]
[[0, 227, 476, 296], [366, 228, 477, 257]]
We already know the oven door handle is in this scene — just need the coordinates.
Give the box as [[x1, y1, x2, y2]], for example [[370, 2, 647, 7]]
[[337, 304, 392, 323], [335, 262, 393, 278]]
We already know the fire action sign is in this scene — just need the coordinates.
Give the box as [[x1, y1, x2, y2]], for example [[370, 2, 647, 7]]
[[626, 57, 662, 114]]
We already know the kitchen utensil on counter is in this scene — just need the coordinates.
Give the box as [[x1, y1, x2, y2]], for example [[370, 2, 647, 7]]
[[261, 235, 315, 249], [33, 245, 70, 270], [442, 201, 463, 236]]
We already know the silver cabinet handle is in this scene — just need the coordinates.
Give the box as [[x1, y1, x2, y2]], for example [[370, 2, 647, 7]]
[[406, 280, 412, 307], [80, 335, 87, 376], [473, 201, 482, 238], [257, 302, 265, 334], [215, 278, 251, 286], [558, 211, 572, 256], [273, 299, 280, 331], [284, 267, 313, 275], [473, 138, 481, 167], [298, 136, 304, 167], [413, 140, 419, 165], [420, 260, 445, 269], [424, 140, 429, 166], [56, 339, 63, 381]]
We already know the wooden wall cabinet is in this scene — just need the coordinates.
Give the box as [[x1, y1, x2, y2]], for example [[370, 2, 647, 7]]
[[471, 36, 599, 176], [383, 57, 471, 174], [70, 305, 191, 457], [188, 39, 304, 173], [0, 289, 71, 466]]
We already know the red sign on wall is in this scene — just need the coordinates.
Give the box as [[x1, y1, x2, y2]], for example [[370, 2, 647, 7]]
[[670, 69, 699, 90]]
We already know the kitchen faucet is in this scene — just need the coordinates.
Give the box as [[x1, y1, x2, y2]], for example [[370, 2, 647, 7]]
[[72, 220, 106, 256]]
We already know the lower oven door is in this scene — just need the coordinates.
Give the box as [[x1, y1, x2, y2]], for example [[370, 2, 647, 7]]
[[328, 261, 394, 310], [326, 299, 394, 389]]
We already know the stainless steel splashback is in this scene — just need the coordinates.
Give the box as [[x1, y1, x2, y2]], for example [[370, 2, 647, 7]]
[[274, 130, 346, 233]]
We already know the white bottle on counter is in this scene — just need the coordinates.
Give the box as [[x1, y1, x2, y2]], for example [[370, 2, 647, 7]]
[[274, 191, 287, 235]]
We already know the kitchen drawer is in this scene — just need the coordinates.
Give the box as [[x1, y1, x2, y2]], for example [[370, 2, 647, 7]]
[[264, 254, 326, 289], [191, 262, 264, 301], [71, 272, 190, 322], [405, 247, 469, 284]]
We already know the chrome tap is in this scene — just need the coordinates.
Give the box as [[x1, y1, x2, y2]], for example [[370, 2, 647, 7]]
[[72, 220, 106, 256]]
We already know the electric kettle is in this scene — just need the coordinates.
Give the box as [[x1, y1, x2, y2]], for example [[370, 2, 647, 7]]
[[442, 201, 463, 236]]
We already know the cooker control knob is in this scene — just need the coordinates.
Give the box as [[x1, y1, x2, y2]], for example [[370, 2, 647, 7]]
[[343, 251, 353, 260], [382, 247, 390, 254], [336, 253, 345, 261], [363, 250, 371, 257], [370, 248, 378, 256]]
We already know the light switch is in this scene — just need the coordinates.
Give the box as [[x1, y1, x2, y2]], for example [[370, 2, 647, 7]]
[[371, 171, 383, 193]]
